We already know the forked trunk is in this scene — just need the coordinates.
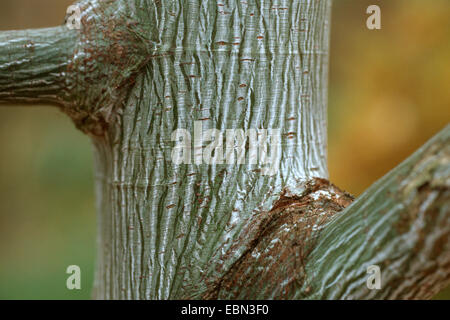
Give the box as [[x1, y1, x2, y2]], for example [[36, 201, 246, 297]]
[[0, 0, 448, 300]]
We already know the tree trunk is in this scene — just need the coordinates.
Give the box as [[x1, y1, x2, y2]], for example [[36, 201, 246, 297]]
[[0, 0, 448, 300]]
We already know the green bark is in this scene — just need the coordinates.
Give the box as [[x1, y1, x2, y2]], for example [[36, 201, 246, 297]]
[[300, 125, 450, 299], [211, 125, 449, 299], [0, 0, 448, 300], [90, 0, 332, 299], [0, 27, 76, 105]]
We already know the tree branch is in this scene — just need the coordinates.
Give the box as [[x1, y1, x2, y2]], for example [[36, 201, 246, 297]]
[[208, 125, 449, 299], [0, 0, 151, 136], [0, 26, 76, 106], [300, 124, 450, 299]]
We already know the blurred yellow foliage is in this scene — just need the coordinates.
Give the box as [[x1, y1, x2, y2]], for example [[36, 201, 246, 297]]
[[329, 0, 450, 195]]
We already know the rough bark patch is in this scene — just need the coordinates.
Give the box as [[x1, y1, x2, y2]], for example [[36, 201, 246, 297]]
[[203, 178, 354, 299]]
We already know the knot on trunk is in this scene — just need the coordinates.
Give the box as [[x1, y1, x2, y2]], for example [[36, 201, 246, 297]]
[[62, 0, 153, 136], [203, 178, 354, 299]]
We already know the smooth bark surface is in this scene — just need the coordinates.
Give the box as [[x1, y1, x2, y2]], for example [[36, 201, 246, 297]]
[[0, 0, 448, 300]]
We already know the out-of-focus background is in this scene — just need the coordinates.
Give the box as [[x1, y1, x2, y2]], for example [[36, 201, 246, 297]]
[[0, 0, 449, 299]]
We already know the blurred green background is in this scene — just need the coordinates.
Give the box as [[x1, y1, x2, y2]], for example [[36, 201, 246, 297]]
[[0, 0, 449, 299]]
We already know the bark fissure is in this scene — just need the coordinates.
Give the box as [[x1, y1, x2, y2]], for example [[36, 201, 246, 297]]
[[298, 125, 450, 299]]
